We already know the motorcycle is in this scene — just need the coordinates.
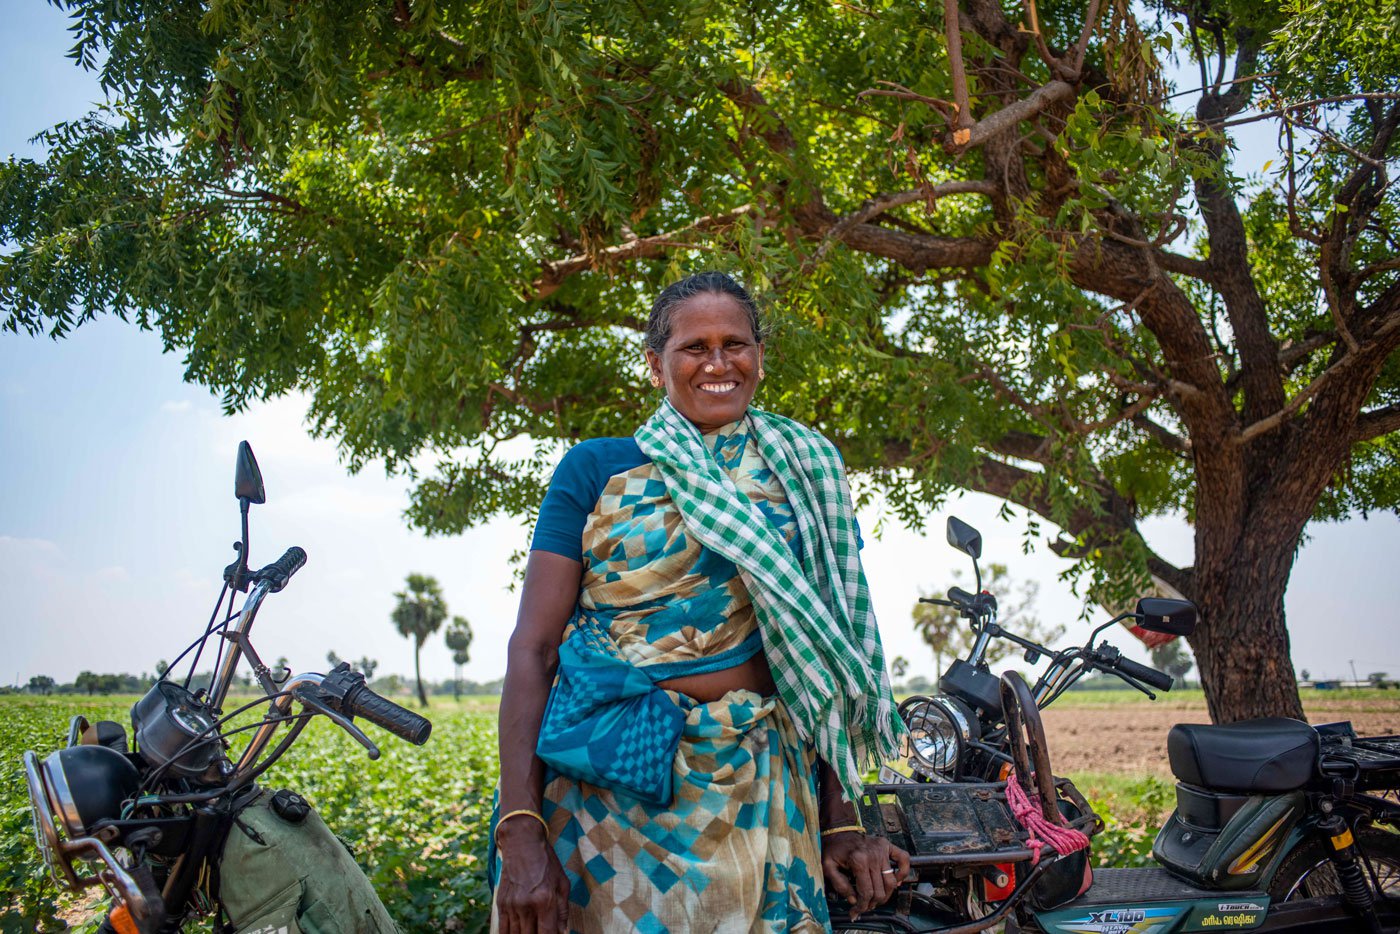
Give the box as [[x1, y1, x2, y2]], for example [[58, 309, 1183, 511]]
[[830, 517, 1400, 933], [23, 442, 432, 934]]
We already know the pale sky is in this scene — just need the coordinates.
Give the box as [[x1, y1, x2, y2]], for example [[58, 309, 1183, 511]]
[[3, 2, 1397, 688]]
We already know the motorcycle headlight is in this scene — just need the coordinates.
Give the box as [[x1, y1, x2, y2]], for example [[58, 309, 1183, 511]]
[[43, 745, 141, 835], [901, 695, 977, 777]]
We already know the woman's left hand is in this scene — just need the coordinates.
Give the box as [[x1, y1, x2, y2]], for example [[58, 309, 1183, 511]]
[[820, 831, 912, 919]]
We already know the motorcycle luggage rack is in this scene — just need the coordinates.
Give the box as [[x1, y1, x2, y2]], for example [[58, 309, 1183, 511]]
[[1320, 733, 1400, 789], [858, 778, 1100, 867]]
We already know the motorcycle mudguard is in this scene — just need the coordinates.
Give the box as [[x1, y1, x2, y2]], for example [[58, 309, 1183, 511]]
[[1152, 790, 1303, 891], [220, 789, 398, 934]]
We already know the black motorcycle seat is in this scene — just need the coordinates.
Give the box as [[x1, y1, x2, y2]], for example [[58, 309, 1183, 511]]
[[1167, 718, 1319, 792]]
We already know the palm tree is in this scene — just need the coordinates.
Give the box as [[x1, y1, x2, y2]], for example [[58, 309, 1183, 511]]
[[392, 573, 449, 707], [443, 616, 474, 701]]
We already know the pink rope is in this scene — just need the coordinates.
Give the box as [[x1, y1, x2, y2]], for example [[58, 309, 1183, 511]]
[[1004, 770, 1090, 866]]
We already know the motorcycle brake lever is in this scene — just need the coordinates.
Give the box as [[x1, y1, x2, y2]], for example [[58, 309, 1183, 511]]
[[292, 685, 382, 760]]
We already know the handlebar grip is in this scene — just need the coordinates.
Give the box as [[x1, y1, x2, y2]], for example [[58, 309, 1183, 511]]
[[251, 547, 307, 593], [1115, 656, 1174, 692], [947, 586, 976, 606], [342, 684, 432, 746]]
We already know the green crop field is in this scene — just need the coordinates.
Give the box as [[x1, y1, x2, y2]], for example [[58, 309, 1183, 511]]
[[5, 689, 1394, 931], [1, 695, 498, 933]]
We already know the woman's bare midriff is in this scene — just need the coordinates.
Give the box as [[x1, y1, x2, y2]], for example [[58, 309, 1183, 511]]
[[655, 651, 777, 703]]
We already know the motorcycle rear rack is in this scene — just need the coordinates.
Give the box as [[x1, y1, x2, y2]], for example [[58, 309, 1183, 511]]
[[1320, 733, 1400, 794], [22, 749, 153, 921]]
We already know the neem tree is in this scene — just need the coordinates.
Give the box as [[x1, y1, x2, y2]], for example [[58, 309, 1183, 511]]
[[2, 1, 1396, 722]]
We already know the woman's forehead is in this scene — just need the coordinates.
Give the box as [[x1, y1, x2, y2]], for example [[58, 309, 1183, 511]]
[[665, 293, 758, 344]]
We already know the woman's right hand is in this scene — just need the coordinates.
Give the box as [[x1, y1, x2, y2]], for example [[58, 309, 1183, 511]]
[[495, 819, 570, 934]]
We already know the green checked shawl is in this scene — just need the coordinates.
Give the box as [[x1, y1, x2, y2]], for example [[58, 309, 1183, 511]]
[[635, 400, 905, 799]]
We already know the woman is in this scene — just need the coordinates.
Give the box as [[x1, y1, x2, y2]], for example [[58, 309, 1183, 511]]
[[492, 271, 909, 933]]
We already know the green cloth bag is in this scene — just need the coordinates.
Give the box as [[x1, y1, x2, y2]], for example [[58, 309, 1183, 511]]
[[220, 789, 398, 934]]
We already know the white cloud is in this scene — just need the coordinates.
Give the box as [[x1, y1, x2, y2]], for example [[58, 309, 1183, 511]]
[[93, 566, 130, 584], [0, 535, 62, 559], [160, 400, 193, 414]]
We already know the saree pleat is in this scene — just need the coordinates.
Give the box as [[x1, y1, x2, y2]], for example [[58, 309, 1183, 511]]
[[541, 691, 828, 933]]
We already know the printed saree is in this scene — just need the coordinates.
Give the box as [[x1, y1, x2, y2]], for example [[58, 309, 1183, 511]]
[[500, 420, 830, 933]]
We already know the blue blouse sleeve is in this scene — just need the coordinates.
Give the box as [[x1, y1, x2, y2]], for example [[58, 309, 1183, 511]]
[[530, 444, 601, 562]]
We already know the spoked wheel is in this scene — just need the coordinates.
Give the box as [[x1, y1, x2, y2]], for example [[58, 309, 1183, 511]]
[[1269, 826, 1400, 931]]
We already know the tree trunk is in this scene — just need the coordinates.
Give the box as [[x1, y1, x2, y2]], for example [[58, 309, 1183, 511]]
[[453, 663, 461, 702], [1189, 551, 1306, 723], [414, 642, 429, 707], [1187, 451, 1317, 725]]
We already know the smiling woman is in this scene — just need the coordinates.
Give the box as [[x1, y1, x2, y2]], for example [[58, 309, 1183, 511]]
[[643, 272, 766, 432], [490, 271, 909, 934]]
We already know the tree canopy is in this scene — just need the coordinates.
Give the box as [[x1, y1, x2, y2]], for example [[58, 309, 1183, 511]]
[[3, 0, 1397, 722]]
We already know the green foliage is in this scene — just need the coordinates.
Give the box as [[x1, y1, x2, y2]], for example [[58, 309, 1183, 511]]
[[3, 0, 1398, 718], [1, 1, 1393, 553], [444, 616, 474, 666], [0, 695, 497, 933]]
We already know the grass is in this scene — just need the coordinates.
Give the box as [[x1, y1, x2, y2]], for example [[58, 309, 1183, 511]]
[[1066, 772, 1177, 868]]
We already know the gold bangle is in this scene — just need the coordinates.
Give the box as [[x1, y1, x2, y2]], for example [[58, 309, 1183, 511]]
[[497, 809, 549, 835], [820, 823, 866, 837]]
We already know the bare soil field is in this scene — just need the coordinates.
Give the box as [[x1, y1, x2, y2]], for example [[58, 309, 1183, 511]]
[[1043, 697, 1400, 776]]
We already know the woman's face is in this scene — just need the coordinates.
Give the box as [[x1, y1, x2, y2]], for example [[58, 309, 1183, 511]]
[[645, 291, 764, 433]]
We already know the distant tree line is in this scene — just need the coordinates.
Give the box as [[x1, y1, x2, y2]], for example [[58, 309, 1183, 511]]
[[19, 671, 158, 695], [12, 669, 504, 698]]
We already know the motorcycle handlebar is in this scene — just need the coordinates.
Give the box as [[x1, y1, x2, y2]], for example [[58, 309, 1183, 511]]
[[947, 585, 976, 606], [1113, 656, 1174, 692], [250, 546, 307, 593], [343, 685, 433, 746], [316, 663, 432, 746]]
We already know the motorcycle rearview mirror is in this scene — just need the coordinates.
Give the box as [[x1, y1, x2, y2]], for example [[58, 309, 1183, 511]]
[[946, 516, 984, 591], [1135, 597, 1197, 636], [235, 441, 266, 505], [946, 516, 982, 560], [226, 441, 265, 593]]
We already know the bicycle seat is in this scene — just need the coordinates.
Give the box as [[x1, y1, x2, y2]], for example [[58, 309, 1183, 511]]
[[1167, 718, 1318, 792]]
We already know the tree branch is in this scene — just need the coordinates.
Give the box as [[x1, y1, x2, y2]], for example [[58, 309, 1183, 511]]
[[953, 80, 1077, 150], [808, 182, 996, 269], [1354, 403, 1400, 443], [1192, 33, 1285, 426], [1221, 92, 1400, 129], [1279, 330, 1338, 372], [1156, 250, 1214, 281], [944, 0, 976, 143], [1133, 414, 1192, 455], [962, 452, 1192, 598], [530, 206, 758, 300]]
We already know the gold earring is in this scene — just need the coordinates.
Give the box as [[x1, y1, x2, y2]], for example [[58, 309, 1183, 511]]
[[650, 374, 661, 388]]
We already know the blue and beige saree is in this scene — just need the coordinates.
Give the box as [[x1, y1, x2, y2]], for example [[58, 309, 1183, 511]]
[[506, 421, 831, 933]]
